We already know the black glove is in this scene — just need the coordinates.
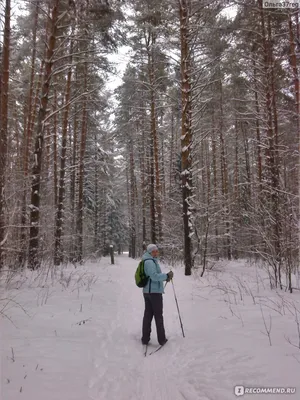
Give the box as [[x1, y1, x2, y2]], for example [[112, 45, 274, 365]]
[[166, 271, 174, 282]]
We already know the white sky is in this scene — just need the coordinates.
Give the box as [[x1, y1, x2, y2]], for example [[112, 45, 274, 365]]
[[106, 46, 132, 92]]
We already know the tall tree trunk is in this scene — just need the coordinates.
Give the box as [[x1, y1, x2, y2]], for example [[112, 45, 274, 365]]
[[129, 137, 136, 258], [201, 139, 211, 274], [179, 0, 193, 275], [242, 122, 251, 200], [147, 32, 162, 244], [142, 129, 147, 248], [70, 102, 78, 261], [289, 13, 300, 188], [259, 1, 281, 287], [252, 56, 263, 188], [169, 107, 175, 190], [234, 119, 239, 202], [53, 88, 58, 208], [268, 15, 282, 288], [138, 112, 147, 247], [94, 135, 99, 255], [76, 60, 88, 262], [0, 0, 11, 269], [24, 1, 39, 176], [149, 126, 156, 243], [28, 0, 60, 269], [219, 78, 231, 260], [288, 12, 300, 286], [54, 38, 73, 265], [160, 129, 166, 200], [126, 167, 132, 257], [212, 112, 219, 259], [21, 7, 49, 267], [232, 118, 240, 259]]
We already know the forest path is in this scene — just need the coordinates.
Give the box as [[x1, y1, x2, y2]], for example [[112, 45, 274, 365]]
[[88, 254, 192, 400], [2, 255, 299, 400]]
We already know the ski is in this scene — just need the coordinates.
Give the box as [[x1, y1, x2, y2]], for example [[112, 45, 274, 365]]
[[143, 344, 148, 357], [143, 340, 168, 356], [149, 342, 167, 355]]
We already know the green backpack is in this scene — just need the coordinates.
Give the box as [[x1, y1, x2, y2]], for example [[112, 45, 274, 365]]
[[135, 260, 149, 288]]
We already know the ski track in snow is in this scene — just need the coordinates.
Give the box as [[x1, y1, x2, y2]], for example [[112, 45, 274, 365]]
[[2, 255, 300, 400], [88, 259, 188, 400]]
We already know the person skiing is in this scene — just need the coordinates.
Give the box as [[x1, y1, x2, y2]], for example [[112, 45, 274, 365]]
[[141, 244, 174, 346]]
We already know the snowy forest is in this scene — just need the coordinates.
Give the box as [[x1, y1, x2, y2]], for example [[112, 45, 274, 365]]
[[0, 0, 299, 289]]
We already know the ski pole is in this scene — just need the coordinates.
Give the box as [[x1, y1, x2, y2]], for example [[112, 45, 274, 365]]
[[171, 279, 185, 338]]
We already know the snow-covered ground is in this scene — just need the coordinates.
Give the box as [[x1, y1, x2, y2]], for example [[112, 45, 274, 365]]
[[1, 255, 300, 400]]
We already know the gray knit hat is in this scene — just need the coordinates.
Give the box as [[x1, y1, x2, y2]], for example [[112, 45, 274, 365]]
[[147, 243, 158, 253]]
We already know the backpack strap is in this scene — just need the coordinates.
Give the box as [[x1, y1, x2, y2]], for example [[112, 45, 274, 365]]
[[148, 259, 156, 293]]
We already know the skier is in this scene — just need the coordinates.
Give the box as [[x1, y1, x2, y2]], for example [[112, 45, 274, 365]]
[[141, 244, 174, 346]]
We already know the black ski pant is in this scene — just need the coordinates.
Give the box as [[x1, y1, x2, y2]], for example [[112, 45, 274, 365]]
[[142, 293, 166, 345]]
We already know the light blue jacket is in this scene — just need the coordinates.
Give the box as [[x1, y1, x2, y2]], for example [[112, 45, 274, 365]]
[[142, 251, 168, 294]]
